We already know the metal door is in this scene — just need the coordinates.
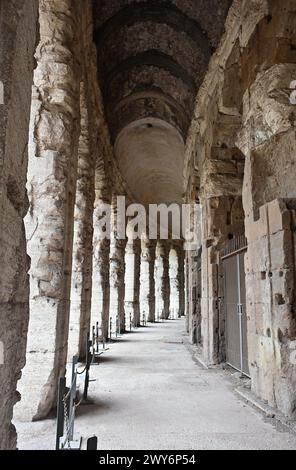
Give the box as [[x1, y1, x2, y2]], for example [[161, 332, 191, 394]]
[[223, 247, 249, 376]]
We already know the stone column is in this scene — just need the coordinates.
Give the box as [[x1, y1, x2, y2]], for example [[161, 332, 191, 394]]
[[109, 197, 126, 335], [16, 0, 81, 421], [169, 244, 185, 319], [185, 253, 190, 333], [155, 241, 170, 320], [0, 0, 38, 448], [91, 180, 111, 343], [68, 82, 95, 361], [140, 238, 156, 323], [125, 227, 141, 329], [169, 248, 179, 318], [177, 246, 186, 317]]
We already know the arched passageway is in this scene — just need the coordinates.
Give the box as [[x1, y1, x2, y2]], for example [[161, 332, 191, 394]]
[[0, 0, 296, 451]]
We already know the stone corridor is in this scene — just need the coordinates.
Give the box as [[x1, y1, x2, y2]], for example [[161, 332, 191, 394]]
[[15, 319, 296, 450], [1, 0, 296, 451]]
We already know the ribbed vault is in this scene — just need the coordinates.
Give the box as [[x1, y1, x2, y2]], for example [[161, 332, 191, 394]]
[[93, 0, 232, 204]]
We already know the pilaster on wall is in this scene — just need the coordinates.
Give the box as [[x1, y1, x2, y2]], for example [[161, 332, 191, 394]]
[[16, 0, 83, 422], [0, 0, 38, 449], [140, 239, 156, 323]]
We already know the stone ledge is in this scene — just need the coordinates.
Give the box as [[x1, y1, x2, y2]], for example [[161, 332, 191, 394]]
[[235, 386, 296, 434]]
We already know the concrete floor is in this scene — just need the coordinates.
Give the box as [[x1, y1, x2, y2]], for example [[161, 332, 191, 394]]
[[15, 318, 296, 450]]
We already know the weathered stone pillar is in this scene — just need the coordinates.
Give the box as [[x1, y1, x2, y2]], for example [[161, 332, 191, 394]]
[[68, 82, 95, 361], [109, 197, 126, 335], [187, 250, 195, 342], [0, 0, 38, 448], [125, 226, 141, 329], [185, 253, 191, 333], [238, 64, 296, 417], [197, 113, 245, 365], [169, 248, 179, 318], [140, 238, 156, 323], [17, 0, 82, 421], [177, 246, 186, 317], [91, 180, 111, 342], [155, 241, 170, 320]]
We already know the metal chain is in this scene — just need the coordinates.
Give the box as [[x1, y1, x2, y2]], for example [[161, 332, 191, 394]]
[[62, 394, 71, 449]]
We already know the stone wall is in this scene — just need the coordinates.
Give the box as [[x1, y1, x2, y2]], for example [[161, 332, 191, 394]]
[[238, 61, 296, 415], [185, 0, 296, 416]]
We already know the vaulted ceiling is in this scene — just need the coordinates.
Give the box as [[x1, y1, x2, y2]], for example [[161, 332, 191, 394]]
[[93, 0, 232, 204]]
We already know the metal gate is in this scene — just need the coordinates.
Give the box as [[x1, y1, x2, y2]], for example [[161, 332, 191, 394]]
[[222, 236, 249, 377]]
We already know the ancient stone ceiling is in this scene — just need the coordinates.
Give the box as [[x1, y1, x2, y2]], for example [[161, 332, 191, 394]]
[[93, 0, 232, 205]]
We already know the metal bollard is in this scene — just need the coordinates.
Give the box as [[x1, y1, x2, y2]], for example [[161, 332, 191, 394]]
[[130, 313, 132, 331], [87, 436, 98, 450], [96, 322, 99, 354], [110, 318, 112, 340], [92, 326, 96, 356]]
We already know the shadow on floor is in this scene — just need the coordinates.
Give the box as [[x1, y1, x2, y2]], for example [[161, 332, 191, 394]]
[[75, 398, 112, 417]]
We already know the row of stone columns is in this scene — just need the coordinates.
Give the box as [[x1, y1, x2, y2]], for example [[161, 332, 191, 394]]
[[94, 237, 185, 336], [11, 0, 185, 429]]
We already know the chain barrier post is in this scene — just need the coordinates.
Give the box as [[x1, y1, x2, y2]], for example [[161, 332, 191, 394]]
[[83, 336, 92, 401], [56, 377, 66, 450], [87, 436, 98, 450], [96, 322, 99, 354], [92, 326, 96, 358], [56, 343, 96, 450], [69, 356, 79, 441]]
